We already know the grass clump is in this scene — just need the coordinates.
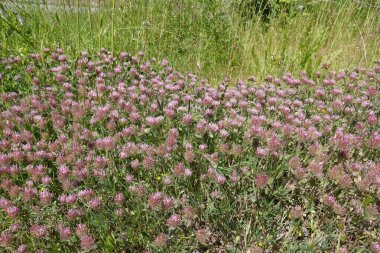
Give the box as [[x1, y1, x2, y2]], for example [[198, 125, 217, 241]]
[[1, 0, 380, 82]]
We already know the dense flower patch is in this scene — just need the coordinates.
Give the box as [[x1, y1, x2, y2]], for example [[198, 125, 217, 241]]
[[0, 49, 379, 252]]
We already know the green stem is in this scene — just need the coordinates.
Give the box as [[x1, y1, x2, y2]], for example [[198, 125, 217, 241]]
[[77, 0, 80, 51], [112, 0, 115, 52]]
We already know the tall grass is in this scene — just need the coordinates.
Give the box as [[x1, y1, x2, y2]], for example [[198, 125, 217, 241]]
[[0, 0, 379, 82]]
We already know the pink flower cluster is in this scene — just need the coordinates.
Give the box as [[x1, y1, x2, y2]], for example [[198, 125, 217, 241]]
[[0, 49, 379, 252]]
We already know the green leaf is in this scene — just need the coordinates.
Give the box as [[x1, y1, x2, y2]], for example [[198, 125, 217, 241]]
[[362, 195, 374, 206]]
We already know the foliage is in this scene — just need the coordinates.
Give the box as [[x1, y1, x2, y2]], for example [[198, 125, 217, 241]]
[[0, 0, 379, 82], [0, 49, 379, 252]]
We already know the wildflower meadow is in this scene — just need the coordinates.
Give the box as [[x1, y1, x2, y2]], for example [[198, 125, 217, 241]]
[[0, 48, 379, 252], [0, 0, 379, 252]]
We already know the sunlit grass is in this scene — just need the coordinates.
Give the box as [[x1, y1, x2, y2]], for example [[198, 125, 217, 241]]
[[1, 0, 379, 83]]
